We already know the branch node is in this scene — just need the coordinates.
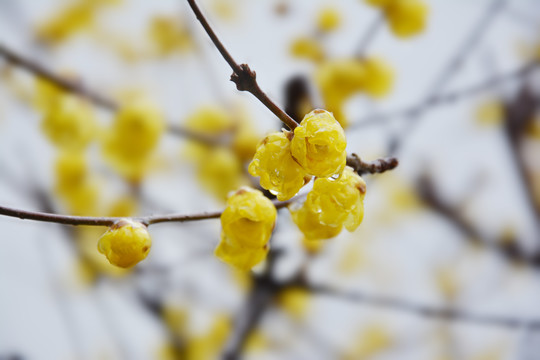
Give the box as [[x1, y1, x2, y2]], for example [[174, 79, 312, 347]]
[[230, 63, 257, 92]]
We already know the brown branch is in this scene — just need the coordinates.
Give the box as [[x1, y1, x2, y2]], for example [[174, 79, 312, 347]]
[[381, 0, 509, 154], [502, 85, 540, 224], [221, 250, 283, 360], [349, 59, 539, 130], [0, 43, 117, 110], [299, 281, 540, 330], [185, 0, 299, 130], [416, 174, 540, 267], [347, 154, 399, 176], [0, 42, 225, 146], [0, 199, 293, 228], [355, 12, 383, 58]]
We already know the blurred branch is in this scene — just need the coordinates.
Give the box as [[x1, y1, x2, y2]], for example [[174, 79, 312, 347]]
[[349, 59, 539, 130], [385, 0, 508, 154], [347, 154, 399, 176], [355, 12, 383, 57], [0, 42, 116, 109], [0, 42, 225, 146], [0, 198, 293, 227], [502, 85, 540, 224], [416, 174, 540, 267], [222, 250, 283, 360], [300, 281, 540, 330]]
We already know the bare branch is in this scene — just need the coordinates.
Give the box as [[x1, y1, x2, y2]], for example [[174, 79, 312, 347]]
[[416, 174, 540, 267], [221, 250, 283, 360], [355, 12, 383, 58], [303, 282, 540, 330], [0, 42, 116, 109], [185, 0, 299, 130], [347, 154, 399, 176], [0, 42, 225, 146], [0, 199, 293, 228], [349, 60, 539, 130]]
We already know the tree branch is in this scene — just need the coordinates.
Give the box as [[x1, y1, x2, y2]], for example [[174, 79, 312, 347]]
[[0, 199, 293, 227], [0, 42, 225, 146], [416, 174, 540, 267], [347, 154, 399, 176], [302, 282, 540, 330], [385, 0, 509, 154], [349, 59, 539, 130], [221, 250, 283, 360], [355, 12, 383, 58], [185, 0, 299, 130]]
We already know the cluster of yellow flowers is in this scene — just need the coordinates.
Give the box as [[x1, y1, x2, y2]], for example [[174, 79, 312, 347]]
[[365, 0, 429, 38], [215, 109, 366, 270], [250, 109, 347, 200]]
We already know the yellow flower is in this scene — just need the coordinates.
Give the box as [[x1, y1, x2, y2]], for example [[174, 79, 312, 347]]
[[290, 37, 325, 63], [149, 16, 193, 56], [41, 95, 97, 150], [97, 219, 152, 268], [185, 105, 234, 136], [290, 198, 343, 241], [315, 59, 366, 127], [316, 59, 365, 103], [248, 131, 309, 201], [34, 77, 64, 112], [364, 0, 392, 7], [308, 167, 367, 231], [55, 151, 88, 193], [36, 1, 94, 44], [106, 100, 164, 157], [317, 7, 341, 32], [54, 151, 99, 215], [290, 109, 347, 178], [277, 288, 311, 320], [102, 100, 164, 181], [362, 57, 395, 98], [216, 187, 277, 270], [197, 148, 245, 201], [185, 314, 231, 360], [183, 105, 234, 160], [343, 324, 392, 359], [385, 0, 429, 38], [474, 100, 504, 126]]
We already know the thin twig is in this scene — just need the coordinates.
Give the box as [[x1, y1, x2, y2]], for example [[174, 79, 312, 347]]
[[0, 42, 225, 146], [0, 42, 116, 109], [355, 12, 383, 58], [388, 0, 509, 154], [185, 0, 299, 130], [0, 199, 293, 227], [303, 282, 540, 330], [416, 174, 540, 267], [347, 154, 399, 176], [348, 59, 539, 130], [221, 250, 283, 360]]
